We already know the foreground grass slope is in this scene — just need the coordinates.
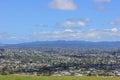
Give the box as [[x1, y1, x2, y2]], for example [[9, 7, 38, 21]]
[[0, 75, 120, 80]]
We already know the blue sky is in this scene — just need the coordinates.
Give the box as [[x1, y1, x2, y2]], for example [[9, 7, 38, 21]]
[[0, 0, 120, 44]]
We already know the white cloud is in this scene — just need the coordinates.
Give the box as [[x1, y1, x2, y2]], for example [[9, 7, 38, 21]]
[[64, 29, 73, 32], [35, 24, 47, 27], [32, 28, 120, 41], [109, 18, 120, 25], [58, 18, 89, 27], [59, 21, 86, 27], [93, 0, 112, 11], [111, 28, 118, 32], [49, 0, 77, 10], [85, 18, 91, 22], [93, 0, 111, 3], [109, 22, 116, 25]]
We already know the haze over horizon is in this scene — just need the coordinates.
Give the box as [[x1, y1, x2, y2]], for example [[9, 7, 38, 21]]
[[0, 0, 120, 44]]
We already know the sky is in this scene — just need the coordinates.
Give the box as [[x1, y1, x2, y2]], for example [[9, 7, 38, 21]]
[[0, 0, 120, 44]]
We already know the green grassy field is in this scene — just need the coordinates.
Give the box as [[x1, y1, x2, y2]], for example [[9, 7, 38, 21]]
[[0, 75, 120, 80]]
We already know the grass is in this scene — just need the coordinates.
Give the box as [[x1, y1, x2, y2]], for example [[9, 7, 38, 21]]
[[0, 75, 120, 80]]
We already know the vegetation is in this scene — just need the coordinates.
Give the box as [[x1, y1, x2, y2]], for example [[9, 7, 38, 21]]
[[0, 75, 120, 80]]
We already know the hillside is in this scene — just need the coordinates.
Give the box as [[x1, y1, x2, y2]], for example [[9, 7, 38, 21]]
[[0, 75, 119, 80]]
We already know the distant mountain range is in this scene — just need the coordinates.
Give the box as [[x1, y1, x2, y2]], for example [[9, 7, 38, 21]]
[[1, 41, 120, 50]]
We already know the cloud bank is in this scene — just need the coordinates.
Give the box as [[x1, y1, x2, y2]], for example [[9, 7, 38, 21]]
[[32, 28, 120, 41]]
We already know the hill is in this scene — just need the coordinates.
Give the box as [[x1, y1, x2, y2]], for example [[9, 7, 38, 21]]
[[1, 41, 120, 50]]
